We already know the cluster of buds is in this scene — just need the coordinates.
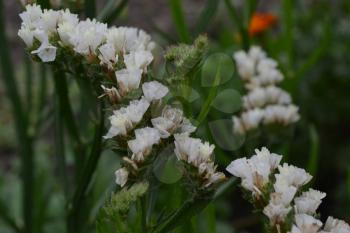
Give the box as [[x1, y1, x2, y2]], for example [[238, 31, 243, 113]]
[[226, 147, 350, 233], [232, 46, 300, 135]]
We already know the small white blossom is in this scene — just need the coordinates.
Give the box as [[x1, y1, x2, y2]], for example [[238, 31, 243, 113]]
[[291, 214, 323, 233], [19, 4, 42, 29], [106, 27, 155, 53], [128, 127, 161, 162], [104, 97, 150, 139], [142, 81, 169, 102], [115, 167, 129, 187], [276, 163, 312, 188], [226, 147, 282, 195], [124, 50, 153, 72], [18, 26, 34, 47], [233, 51, 255, 81], [69, 19, 107, 55], [39, 9, 60, 33], [115, 68, 143, 95], [31, 29, 57, 62], [174, 133, 215, 167], [263, 105, 300, 125], [294, 189, 326, 215], [263, 192, 292, 225], [320, 216, 350, 233], [98, 43, 117, 69], [240, 108, 264, 131]]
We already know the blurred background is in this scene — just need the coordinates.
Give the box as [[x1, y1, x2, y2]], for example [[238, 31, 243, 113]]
[[1, 0, 350, 232]]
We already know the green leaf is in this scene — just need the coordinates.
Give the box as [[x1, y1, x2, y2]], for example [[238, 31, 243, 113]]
[[197, 53, 236, 125], [307, 125, 319, 177], [211, 89, 242, 114], [97, 0, 129, 24], [201, 53, 234, 87], [153, 146, 183, 184], [208, 119, 245, 151], [168, 0, 191, 43], [204, 203, 216, 233], [194, 0, 220, 35]]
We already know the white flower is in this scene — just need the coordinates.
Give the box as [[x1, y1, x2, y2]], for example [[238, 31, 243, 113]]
[[31, 29, 56, 62], [142, 81, 169, 102], [226, 147, 282, 195], [276, 163, 312, 188], [232, 116, 245, 134], [106, 27, 155, 53], [104, 110, 132, 139], [151, 106, 183, 138], [57, 9, 79, 45], [233, 51, 255, 81], [98, 43, 117, 69], [39, 9, 60, 33], [69, 18, 107, 55], [58, 9, 79, 25], [180, 118, 196, 134], [292, 214, 323, 233], [19, 4, 42, 29], [128, 127, 161, 162], [18, 26, 34, 47], [115, 167, 129, 187], [263, 192, 292, 225], [32, 43, 57, 62], [243, 87, 267, 109], [104, 97, 150, 139], [248, 46, 266, 62], [294, 189, 326, 215], [263, 105, 300, 125], [240, 108, 264, 131], [124, 50, 153, 72], [115, 68, 143, 95], [320, 216, 350, 233], [125, 97, 150, 123], [174, 133, 214, 167], [273, 180, 298, 205]]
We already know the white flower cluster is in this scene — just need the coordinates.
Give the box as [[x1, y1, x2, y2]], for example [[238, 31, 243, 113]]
[[174, 133, 226, 188], [18, 4, 155, 99], [232, 46, 300, 134], [226, 147, 350, 233], [109, 81, 218, 188]]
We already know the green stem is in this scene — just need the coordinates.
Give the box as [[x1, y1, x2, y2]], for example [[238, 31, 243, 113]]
[[54, 93, 69, 199], [68, 100, 105, 233], [196, 66, 221, 125], [141, 196, 147, 233], [0, 2, 34, 233], [52, 68, 84, 165], [224, 0, 250, 50], [168, 0, 191, 43]]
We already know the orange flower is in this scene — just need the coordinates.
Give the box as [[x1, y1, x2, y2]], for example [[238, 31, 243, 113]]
[[249, 13, 278, 37]]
